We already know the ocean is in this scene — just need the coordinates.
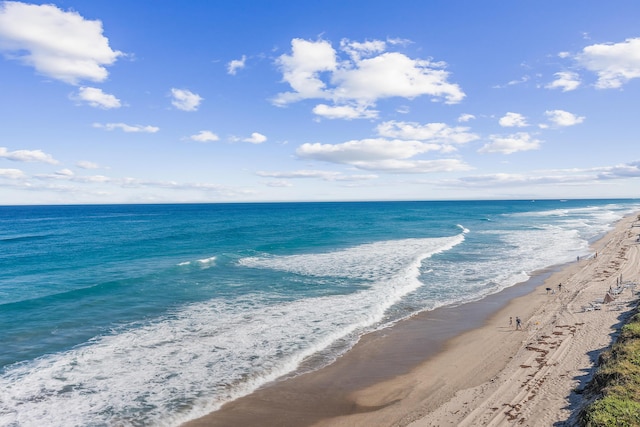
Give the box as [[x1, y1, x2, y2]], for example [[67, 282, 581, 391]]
[[1, 199, 638, 426]]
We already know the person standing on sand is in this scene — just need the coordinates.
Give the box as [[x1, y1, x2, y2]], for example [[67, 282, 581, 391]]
[[515, 317, 522, 330], [510, 316, 513, 326]]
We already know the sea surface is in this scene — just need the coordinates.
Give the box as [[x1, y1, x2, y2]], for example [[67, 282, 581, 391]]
[[1, 199, 638, 426]]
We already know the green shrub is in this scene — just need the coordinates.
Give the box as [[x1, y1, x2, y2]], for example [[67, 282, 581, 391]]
[[580, 307, 640, 426]]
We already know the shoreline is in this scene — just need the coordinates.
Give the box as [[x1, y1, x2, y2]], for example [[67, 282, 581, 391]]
[[183, 212, 640, 427]]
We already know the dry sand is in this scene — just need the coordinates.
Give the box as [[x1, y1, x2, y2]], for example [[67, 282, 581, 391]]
[[184, 212, 640, 427]]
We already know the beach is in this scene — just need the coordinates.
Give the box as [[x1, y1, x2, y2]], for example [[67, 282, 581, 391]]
[[184, 211, 640, 427]]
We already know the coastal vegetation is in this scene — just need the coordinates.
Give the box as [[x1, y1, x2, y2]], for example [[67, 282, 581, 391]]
[[580, 306, 640, 426]]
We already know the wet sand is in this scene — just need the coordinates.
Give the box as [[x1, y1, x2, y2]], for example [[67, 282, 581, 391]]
[[183, 212, 640, 427]]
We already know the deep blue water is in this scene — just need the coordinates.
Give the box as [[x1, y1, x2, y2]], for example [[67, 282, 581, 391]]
[[1, 199, 638, 426]]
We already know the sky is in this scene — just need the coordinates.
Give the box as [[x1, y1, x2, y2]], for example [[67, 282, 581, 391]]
[[0, 0, 639, 205]]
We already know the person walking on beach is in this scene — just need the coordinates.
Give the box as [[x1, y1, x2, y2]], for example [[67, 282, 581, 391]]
[[509, 316, 513, 327], [515, 317, 522, 330], [558, 283, 562, 293]]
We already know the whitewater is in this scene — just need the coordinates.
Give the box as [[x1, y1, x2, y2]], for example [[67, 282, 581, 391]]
[[0, 200, 637, 426]]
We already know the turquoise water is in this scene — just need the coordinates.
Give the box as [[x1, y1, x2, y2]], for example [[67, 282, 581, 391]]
[[1, 200, 638, 426]]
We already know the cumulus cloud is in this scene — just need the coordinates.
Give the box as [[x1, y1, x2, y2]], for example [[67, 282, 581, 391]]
[[376, 121, 479, 144], [294, 137, 472, 173], [478, 132, 541, 154], [189, 130, 220, 142], [274, 38, 337, 105], [0, 168, 26, 179], [351, 158, 471, 173], [76, 160, 99, 169], [227, 55, 246, 75], [294, 116, 479, 174], [35, 171, 112, 183], [0, 147, 58, 164], [331, 52, 464, 103], [458, 113, 476, 122], [72, 86, 121, 109], [57, 168, 73, 175], [273, 38, 465, 118], [0, 1, 122, 84], [544, 110, 585, 127], [339, 38, 386, 61], [312, 103, 378, 120], [499, 112, 529, 128], [297, 138, 440, 164], [243, 132, 267, 144], [576, 37, 640, 89], [546, 71, 581, 92], [93, 122, 159, 133], [171, 88, 203, 111]]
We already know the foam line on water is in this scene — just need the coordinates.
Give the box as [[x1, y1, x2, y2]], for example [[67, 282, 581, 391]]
[[0, 234, 465, 426]]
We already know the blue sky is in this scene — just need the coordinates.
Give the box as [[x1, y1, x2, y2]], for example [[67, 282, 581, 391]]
[[1, 0, 639, 204]]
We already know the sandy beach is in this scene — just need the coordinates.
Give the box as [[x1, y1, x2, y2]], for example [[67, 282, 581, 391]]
[[184, 212, 640, 427]]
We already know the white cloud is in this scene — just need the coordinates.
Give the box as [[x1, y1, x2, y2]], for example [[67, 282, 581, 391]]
[[312, 103, 378, 120], [349, 159, 471, 173], [596, 161, 640, 179], [73, 86, 121, 109], [0, 1, 122, 84], [190, 130, 220, 142], [257, 170, 377, 181], [36, 171, 111, 183], [76, 160, 99, 169], [243, 132, 267, 144], [546, 71, 581, 92], [0, 146, 58, 164], [227, 55, 246, 75], [479, 132, 541, 154], [507, 75, 530, 86], [93, 123, 159, 133], [499, 112, 529, 128], [376, 120, 479, 144], [274, 38, 337, 105], [458, 113, 475, 122], [273, 38, 465, 117], [295, 117, 478, 173], [576, 37, 640, 89], [171, 88, 203, 111], [332, 51, 464, 104], [0, 168, 26, 179], [444, 173, 581, 188], [544, 110, 585, 127], [297, 138, 440, 164], [494, 75, 530, 89], [118, 177, 250, 197], [264, 180, 293, 188], [339, 38, 386, 61], [441, 161, 640, 189], [55, 168, 74, 176]]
